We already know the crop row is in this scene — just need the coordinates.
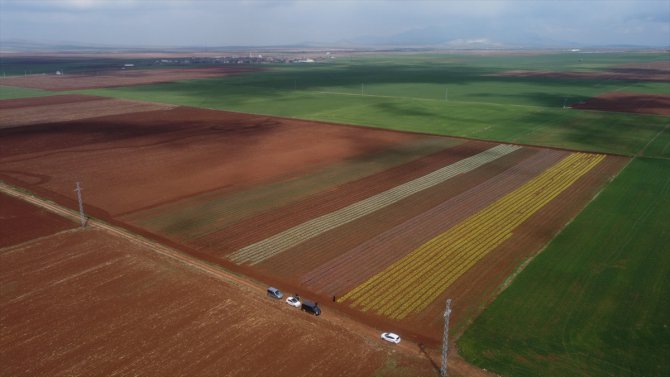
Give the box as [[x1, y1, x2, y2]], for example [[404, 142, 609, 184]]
[[191, 141, 482, 251], [300, 149, 568, 295], [339, 152, 605, 319], [362, 153, 603, 317], [228, 144, 521, 265]]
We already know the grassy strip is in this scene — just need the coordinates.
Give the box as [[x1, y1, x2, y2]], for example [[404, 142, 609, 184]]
[[458, 158, 670, 377]]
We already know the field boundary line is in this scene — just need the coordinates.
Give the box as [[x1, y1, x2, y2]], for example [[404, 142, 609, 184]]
[[0, 181, 263, 294], [636, 122, 670, 157]]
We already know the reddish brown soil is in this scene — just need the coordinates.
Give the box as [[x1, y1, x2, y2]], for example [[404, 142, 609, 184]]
[[192, 140, 493, 253], [571, 92, 670, 116], [0, 105, 419, 216], [0, 96, 174, 128], [497, 60, 670, 82], [0, 228, 441, 377], [0, 67, 259, 90], [260, 147, 540, 282], [0, 193, 77, 247], [0, 94, 106, 109]]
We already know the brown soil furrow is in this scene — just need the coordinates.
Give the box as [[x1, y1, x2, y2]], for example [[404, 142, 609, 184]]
[[256, 147, 538, 280], [0, 98, 175, 128], [301, 148, 569, 296], [0, 94, 107, 109], [0, 106, 418, 216], [0, 67, 259, 90]]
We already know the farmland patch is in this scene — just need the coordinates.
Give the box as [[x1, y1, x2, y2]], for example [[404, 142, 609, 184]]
[[0, 67, 259, 91], [0, 192, 77, 248], [571, 92, 670, 116], [0, 228, 420, 377], [0, 95, 174, 128], [458, 157, 670, 376]]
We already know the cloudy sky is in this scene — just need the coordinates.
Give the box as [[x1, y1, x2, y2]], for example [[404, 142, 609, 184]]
[[1, 0, 668, 47]]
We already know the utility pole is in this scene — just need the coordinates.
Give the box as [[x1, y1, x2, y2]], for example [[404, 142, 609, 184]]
[[361, 82, 364, 96], [74, 182, 87, 227], [445, 88, 448, 101], [441, 299, 452, 377]]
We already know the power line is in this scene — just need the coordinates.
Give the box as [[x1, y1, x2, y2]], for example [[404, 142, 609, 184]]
[[74, 182, 87, 227], [441, 298, 452, 377]]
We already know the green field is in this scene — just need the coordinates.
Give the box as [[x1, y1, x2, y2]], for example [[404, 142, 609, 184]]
[[80, 52, 669, 157], [459, 157, 670, 376]]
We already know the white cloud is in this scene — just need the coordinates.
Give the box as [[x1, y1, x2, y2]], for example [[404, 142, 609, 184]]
[[1, 0, 668, 46]]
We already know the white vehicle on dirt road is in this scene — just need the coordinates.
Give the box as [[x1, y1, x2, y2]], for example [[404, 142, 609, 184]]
[[286, 296, 301, 308], [380, 332, 401, 344]]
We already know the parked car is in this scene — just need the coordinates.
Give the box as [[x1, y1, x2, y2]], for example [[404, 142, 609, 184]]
[[267, 287, 283, 299], [286, 296, 301, 308], [380, 332, 401, 344], [301, 300, 321, 316]]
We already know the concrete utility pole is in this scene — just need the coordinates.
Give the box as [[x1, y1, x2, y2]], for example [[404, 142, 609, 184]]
[[74, 182, 87, 227], [441, 299, 452, 377], [445, 88, 449, 101]]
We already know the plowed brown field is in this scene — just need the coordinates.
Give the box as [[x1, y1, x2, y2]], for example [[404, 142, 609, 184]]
[[0, 227, 440, 377], [0, 99, 418, 216], [0, 95, 175, 128], [194, 140, 492, 253], [571, 92, 670, 116], [0, 67, 258, 90], [0, 193, 77, 248], [0, 94, 104, 109]]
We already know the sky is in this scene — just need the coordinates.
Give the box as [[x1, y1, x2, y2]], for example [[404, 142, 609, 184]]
[[1, 0, 669, 48]]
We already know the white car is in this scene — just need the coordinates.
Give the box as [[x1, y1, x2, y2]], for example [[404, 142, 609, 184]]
[[286, 296, 301, 308], [381, 332, 401, 344]]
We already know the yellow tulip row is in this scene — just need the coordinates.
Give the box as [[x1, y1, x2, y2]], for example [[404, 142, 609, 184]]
[[340, 152, 605, 319]]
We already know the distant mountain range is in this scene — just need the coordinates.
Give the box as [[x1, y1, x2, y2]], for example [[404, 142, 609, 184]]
[[1, 31, 667, 53], [337, 26, 668, 49]]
